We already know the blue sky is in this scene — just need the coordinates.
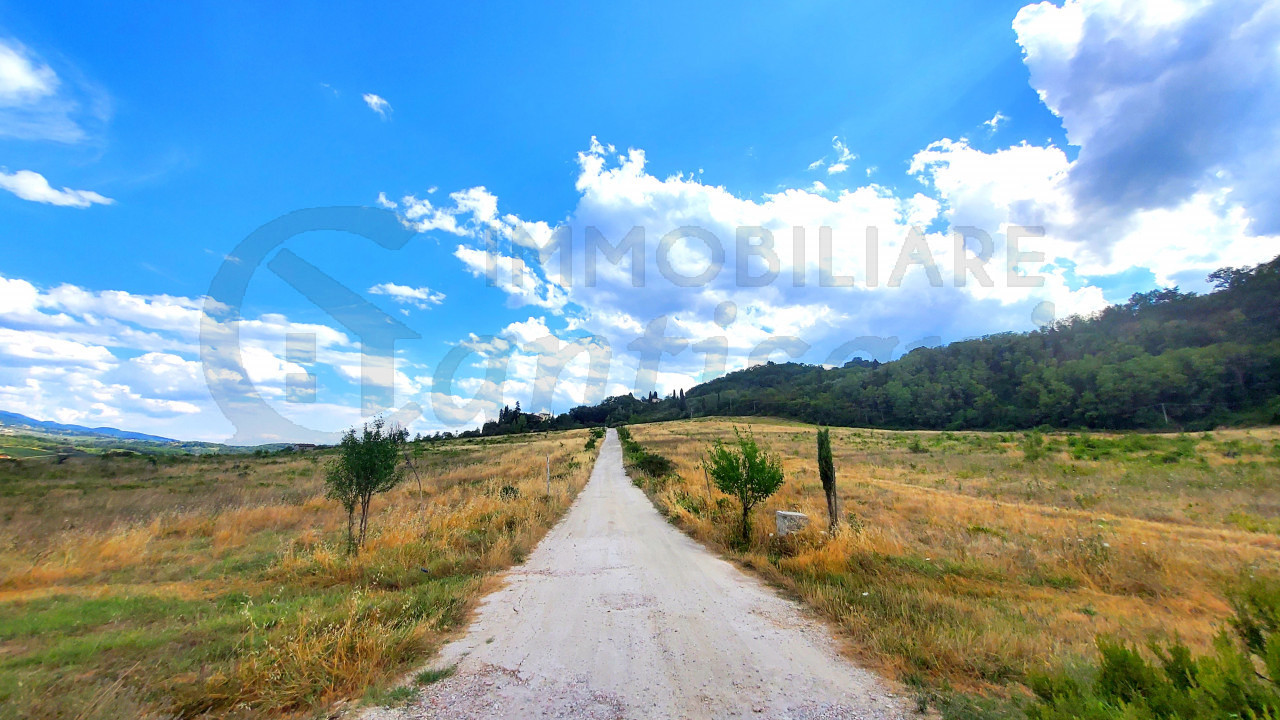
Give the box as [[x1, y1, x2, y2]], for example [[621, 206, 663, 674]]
[[2, 1, 1278, 442]]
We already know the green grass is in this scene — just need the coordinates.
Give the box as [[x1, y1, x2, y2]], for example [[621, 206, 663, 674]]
[[414, 665, 456, 685]]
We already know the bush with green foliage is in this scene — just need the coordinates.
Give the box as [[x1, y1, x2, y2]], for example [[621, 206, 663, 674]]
[[325, 417, 408, 552], [705, 427, 785, 545], [618, 426, 675, 478], [1027, 574, 1280, 719], [1022, 431, 1047, 462]]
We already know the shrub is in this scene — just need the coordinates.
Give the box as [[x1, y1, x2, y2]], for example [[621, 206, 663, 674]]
[[1022, 431, 1047, 462], [1027, 574, 1280, 719], [704, 427, 784, 545], [325, 418, 408, 552], [617, 426, 674, 478], [634, 451, 674, 477]]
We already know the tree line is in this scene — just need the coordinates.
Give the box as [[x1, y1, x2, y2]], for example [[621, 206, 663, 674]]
[[500, 254, 1280, 434]]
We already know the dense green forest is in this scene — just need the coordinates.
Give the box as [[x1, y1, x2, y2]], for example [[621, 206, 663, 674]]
[[465, 255, 1280, 437]]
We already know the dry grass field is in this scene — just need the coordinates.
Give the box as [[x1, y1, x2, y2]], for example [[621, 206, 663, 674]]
[[0, 430, 599, 720], [626, 419, 1280, 713]]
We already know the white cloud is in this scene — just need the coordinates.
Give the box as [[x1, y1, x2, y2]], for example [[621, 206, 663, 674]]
[[0, 38, 107, 143], [368, 282, 445, 309], [379, 188, 501, 236], [453, 244, 568, 311], [1013, 0, 1280, 234], [983, 111, 1007, 132], [428, 139, 1114, 402], [500, 316, 553, 346], [450, 186, 499, 224], [832, 136, 856, 163], [810, 136, 857, 174], [0, 169, 112, 207], [12, 0, 1280, 435], [0, 274, 411, 442], [0, 40, 56, 105], [362, 92, 391, 119]]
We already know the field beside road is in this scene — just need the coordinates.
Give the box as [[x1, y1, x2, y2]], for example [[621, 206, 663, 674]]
[[0, 430, 598, 720], [626, 419, 1280, 714]]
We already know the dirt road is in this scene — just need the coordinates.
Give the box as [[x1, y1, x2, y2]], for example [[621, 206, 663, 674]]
[[369, 429, 909, 720]]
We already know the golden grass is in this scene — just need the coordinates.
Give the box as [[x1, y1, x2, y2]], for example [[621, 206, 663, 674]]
[[627, 419, 1280, 700], [0, 430, 599, 719]]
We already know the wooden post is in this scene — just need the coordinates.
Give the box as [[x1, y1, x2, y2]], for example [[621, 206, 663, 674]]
[[546, 453, 551, 495]]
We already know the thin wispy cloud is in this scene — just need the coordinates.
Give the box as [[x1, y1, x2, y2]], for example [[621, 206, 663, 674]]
[[984, 111, 1007, 132], [362, 92, 391, 119], [0, 169, 112, 208], [0, 38, 108, 143], [368, 282, 445, 310], [810, 136, 857, 174]]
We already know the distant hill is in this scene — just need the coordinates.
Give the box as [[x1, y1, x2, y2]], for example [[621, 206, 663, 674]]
[[474, 253, 1280, 436], [0, 411, 177, 442], [0, 411, 299, 456]]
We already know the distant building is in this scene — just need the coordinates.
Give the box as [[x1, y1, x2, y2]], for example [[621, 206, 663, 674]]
[[534, 411, 553, 422]]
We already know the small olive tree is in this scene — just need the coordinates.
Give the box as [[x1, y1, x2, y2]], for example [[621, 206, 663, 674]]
[[705, 428, 784, 545], [817, 427, 839, 530], [326, 417, 407, 553]]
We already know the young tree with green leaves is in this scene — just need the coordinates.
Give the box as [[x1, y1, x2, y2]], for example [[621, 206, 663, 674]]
[[325, 417, 408, 552], [705, 428, 785, 545], [817, 427, 838, 530]]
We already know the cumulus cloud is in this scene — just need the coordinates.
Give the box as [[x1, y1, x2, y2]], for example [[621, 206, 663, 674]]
[[983, 111, 1007, 132], [0, 169, 113, 207], [1013, 0, 1280, 234], [453, 244, 569, 311], [0, 274, 417, 442], [409, 137, 1119, 405], [374, 187, 502, 235], [362, 92, 391, 119]]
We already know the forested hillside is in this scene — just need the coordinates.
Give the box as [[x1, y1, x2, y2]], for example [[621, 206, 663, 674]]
[[471, 255, 1280, 435]]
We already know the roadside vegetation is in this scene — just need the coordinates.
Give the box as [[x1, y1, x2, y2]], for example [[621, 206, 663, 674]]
[[704, 428, 785, 544], [625, 418, 1280, 717], [0, 429, 599, 720], [1026, 572, 1280, 718]]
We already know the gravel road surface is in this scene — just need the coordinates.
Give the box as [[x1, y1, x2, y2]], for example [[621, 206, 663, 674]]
[[366, 429, 910, 720]]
